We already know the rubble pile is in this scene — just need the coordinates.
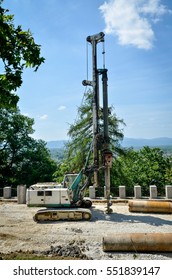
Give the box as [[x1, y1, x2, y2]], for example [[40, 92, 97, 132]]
[[44, 243, 90, 259]]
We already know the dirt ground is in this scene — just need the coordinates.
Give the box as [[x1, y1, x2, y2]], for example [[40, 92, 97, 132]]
[[0, 201, 172, 260]]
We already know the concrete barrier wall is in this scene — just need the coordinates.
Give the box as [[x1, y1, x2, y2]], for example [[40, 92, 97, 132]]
[[91, 185, 172, 199], [2, 184, 172, 202]]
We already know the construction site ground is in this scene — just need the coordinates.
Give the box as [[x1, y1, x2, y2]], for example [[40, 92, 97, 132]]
[[0, 200, 172, 260]]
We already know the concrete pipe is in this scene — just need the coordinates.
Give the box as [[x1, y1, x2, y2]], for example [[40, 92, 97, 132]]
[[103, 233, 172, 252], [128, 200, 172, 213]]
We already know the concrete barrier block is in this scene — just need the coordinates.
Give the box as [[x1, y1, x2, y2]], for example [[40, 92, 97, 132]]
[[89, 186, 95, 199], [119, 186, 126, 199], [134, 185, 142, 199], [165, 185, 172, 199], [3, 186, 11, 199], [150, 185, 157, 199], [17, 185, 26, 204]]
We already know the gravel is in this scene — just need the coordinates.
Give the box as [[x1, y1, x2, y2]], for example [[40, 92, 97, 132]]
[[0, 202, 172, 260]]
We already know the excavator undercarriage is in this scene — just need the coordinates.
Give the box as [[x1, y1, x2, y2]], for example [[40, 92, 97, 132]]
[[33, 208, 92, 222]]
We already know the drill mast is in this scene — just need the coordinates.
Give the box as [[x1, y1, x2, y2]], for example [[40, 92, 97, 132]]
[[82, 32, 112, 208]]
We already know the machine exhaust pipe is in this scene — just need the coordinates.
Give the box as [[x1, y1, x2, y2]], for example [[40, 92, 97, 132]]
[[128, 200, 172, 213], [103, 233, 172, 252]]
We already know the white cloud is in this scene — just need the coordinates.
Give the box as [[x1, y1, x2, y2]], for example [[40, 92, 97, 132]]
[[39, 114, 48, 120], [140, 0, 169, 16], [58, 105, 66, 111], [99, 0, 171, 49]]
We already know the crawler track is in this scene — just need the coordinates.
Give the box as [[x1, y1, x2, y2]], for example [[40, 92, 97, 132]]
[[33, 208, 92, 222]]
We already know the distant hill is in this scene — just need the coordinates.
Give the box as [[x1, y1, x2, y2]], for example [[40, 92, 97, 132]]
[[46, 138, 172, 149], [46, 140, 67, 149], [121, 137, 172, 148]]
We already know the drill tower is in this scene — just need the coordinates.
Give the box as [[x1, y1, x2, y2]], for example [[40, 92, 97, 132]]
[[83, 32, 112, 212]]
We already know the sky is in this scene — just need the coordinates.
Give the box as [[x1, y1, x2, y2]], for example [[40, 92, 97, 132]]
[[2, 0, 172, 141]]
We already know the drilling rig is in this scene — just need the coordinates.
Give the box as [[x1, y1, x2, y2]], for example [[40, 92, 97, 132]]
[[27, 32, 113, 221], [83, 32, 113, 213]]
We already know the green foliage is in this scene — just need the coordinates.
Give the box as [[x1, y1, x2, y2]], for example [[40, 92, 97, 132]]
[[65, 91, 94, 171], [48, 148, 65, 163], [0, 0, 45, 107], [111, 147, 171, 196], [51, 94, 172, 196], [65, 90, 125, 172], [53, 90, 126, 189], [53, 162, 70, 184], [0, 1, 53, 188], [0, 108, 57, 187], [164, 154, 172, 184]]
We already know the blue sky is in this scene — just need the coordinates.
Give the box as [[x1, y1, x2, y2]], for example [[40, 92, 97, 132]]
[[2, 0, 172, 141]]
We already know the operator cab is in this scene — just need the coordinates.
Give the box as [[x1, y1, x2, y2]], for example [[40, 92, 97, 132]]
[[63, 173, 78, 188]]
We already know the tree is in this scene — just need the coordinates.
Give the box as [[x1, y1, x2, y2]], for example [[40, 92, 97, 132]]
[[0, 0, 44, 107], [67, 90, 125, 168], [165, 154, 172, 184], [0, 108, 57, 187], [53, 90, 125, 186], [17, 139, 57, 186], [112, 147, 171, 196]]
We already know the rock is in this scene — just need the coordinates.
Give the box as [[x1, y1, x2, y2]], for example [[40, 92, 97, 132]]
[[45, 243, 89, 259]]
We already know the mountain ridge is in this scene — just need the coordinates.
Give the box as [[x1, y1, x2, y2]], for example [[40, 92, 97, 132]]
[[46, 137, 172, 149], [121, 137, 172, 147]]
